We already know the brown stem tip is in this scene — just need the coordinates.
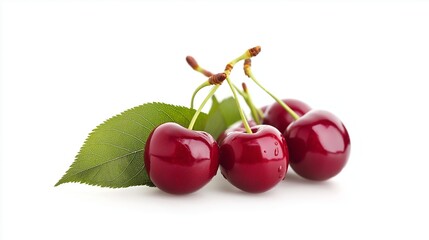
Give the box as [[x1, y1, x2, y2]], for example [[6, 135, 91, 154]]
[[224, 63, 233, 72], [242, 82, 248, 93], [186, 55, 213, 77], [244, 59, 251, 77], [208, 73, 227, 85], [244, 59, 252, 67], [186, 56, 198, 70], [248, 46, 261, 57]]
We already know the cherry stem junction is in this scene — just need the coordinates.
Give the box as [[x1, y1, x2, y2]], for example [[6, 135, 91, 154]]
[[188, 85, 220, 130], [190, 73, 226, 109]]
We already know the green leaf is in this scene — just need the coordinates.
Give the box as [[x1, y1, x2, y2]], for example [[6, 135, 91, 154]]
[[204, 96, 241, 140], [55, 102, 208, 188]]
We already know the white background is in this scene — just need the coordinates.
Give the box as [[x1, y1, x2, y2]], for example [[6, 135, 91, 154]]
[[1, 0, 429, 239]]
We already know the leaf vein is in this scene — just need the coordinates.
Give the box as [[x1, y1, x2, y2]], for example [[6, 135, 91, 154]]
[[124, 164, 145, 184], [156, 108, 175, 122], [90, 166, 102, 182], [168, 107, 192, 122], [64, 149, 144, 180], [129, 112, 156, 128], [106, 148, 139, 182], [120, 116, 152, 132], [96, 128, 145, 144], [85, 142, 132, 152]]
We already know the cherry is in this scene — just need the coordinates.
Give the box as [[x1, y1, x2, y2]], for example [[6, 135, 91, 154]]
[[219, 125, 288, 193], [144, 60, 224, 194], [263, 99, 311, 134], [144, 122, 219, 194], [285, 110, 350, 181]]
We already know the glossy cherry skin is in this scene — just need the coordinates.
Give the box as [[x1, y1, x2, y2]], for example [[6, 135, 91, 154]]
[[217, 120, 257, 143], [219, 125, 289, 193], [263, 99, 311, 134], [285, 110, 350, 181], [144, 122, 219, 194]]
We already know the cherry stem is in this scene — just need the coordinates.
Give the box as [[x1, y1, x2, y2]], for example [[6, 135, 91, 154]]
[[186, 56, 213, 77], [242, 83, 262, 124], [190, 73, 226, 109], [233, 84, 261, 124], [188, 85, 220, 130], [232, 84, 256, 123], [225, 76, 252, 134], [189, 47, 261, 130], [219, 46, 261, 133], [190, 81, 210, 109], [224, 46, 261, 76], [232, 84, 245, 97], [245, 65, 300, 120], [186, 55, 214, 109]]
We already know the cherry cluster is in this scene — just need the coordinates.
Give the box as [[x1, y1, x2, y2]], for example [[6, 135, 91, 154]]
[[144, 46, 351, 194]]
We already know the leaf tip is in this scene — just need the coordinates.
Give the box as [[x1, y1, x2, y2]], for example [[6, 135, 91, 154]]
[[54, 177, 66, 187]]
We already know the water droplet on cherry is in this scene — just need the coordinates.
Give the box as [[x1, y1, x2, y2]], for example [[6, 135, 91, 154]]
[[274, 148, 279, 156]]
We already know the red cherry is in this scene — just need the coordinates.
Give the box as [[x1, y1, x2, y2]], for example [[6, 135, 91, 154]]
[[219, 125, 289, 193], [285, 110, 350, 181], [263, 99, 311, 134], [144, 122, 219, 194]]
